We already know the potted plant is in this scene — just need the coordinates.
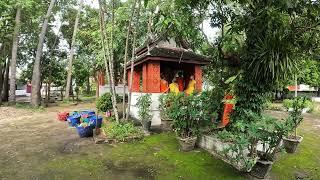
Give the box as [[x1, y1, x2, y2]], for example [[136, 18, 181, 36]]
[[283, 97, 308, 153], [166, 93, 201, 151], [159, 93, 176, 130], [96, 93, 113, 117], [136, 94, 153, 132], [250, 116, 287, 179]]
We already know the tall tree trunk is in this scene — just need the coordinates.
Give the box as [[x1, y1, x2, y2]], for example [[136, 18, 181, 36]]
[[9, 7, 21, 105], [86, 76, 90, 94], [95, 73, 99, 98], [126, 0, 141, 121], [31, 0, 56, 107], [2, 58, 10, 102], [0, 45, 7, 105], [98, 0, 119, 122], [122, 0, 137, 119], [65, 0, 84, 100]]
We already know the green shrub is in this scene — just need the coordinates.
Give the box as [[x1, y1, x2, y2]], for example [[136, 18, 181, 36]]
[[136, 94, 152, 123], [96, 93, 113, 112], [285, 96, 309, 137], [164, 93, 202, 138], [283, 99, 293, 110], [159, 93, 176, 120], [102, 122, 143, 141], [283, 97, 314, 112]]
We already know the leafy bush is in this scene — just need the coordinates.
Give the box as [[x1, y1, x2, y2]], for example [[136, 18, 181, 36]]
[[285, 96, 309, 138], [96, 93, 113, 112], [283, 99, 293, 110], [283, 97, 314, 112], [136, 94, 153, 123], [164, 93, 202, 138], [102, 122, 143, 141], [159, 93, 176, 121], [218, 112, 288, 168], [116, 94, 128, 103], [198, 90, 224, 124]]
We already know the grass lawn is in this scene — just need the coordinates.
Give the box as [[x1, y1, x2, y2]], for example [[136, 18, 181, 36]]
[[38, 133, 244, 180], [268, 110, 320, 179]]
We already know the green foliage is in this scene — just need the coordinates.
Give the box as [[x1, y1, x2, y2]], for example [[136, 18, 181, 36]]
[[298, 58, 320, 88], [163, 93, 202, 138], [283, 97, 314, 112], [96, 93, 113, 112], [136, 94, 152, 123], [102, 121, 143, 141], [218, 129, 257, 172], [285, 97, 309, 136], [197, 90, 224, 124]]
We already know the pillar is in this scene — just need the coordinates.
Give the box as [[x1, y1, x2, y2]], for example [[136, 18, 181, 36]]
[[97, 71, 105, 86], [127, 69, 141, 92], [142, 64, 147, 92], [145, 62, 160, 93], [194, 65, 202, 92]]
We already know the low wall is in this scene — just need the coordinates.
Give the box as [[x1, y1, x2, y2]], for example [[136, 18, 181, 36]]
[[129, 92, 162, 126], [99, 85, 128, 97], [197, 135, 260, 172]]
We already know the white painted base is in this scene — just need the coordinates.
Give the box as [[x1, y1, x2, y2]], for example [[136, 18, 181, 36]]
[[129, 92, 162, 126], [99, 85, 128, 97]]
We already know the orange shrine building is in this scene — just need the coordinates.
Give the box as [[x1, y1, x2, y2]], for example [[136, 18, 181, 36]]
[[126, 39, 210, 125]]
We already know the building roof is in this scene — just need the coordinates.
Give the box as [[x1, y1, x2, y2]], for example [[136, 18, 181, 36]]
[[127, 40, 211, 68]]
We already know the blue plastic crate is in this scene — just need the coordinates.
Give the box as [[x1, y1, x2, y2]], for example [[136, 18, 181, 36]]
[[76, 125, 93, 138], [88, 116, 103, 129], [67, 114, 81, 127]]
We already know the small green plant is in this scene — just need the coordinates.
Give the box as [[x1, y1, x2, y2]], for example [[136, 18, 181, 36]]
[[159, 93, 175, 121], [136, 94, 152, 123], [256, 116, 288, 161], [285, 96, 308, 139], [102, 122, 143, 141], [96, 93, 112, 112]]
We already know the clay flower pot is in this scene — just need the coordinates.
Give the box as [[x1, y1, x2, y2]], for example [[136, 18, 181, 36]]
[[283, 135, 303, 153], [177, 136, 197, 151], [250, 160, 273, 179], [142, 121, 152, 132]]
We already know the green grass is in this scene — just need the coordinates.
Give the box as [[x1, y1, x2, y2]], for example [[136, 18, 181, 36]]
[[36, 133, 244, 180], [272, 130, 320, 179], [15, 103, 46, 112]]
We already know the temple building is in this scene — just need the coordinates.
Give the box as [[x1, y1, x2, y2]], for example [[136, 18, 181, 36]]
[[127, 39, 210, 125]]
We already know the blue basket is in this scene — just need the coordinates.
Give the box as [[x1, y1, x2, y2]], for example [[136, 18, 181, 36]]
[[88, 116, 103, 129], [70, 111, 79, 116], [80, 110, 95, 116], [67, 114, 81, 127], [76, 125, 93, 138]]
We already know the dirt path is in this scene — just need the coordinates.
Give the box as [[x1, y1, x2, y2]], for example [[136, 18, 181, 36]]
[[0, 103, 105, 179]]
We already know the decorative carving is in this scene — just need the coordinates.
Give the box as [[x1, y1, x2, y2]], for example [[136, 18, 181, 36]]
[[194, 65, 202, 91], [146, 62, 160, 93]]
